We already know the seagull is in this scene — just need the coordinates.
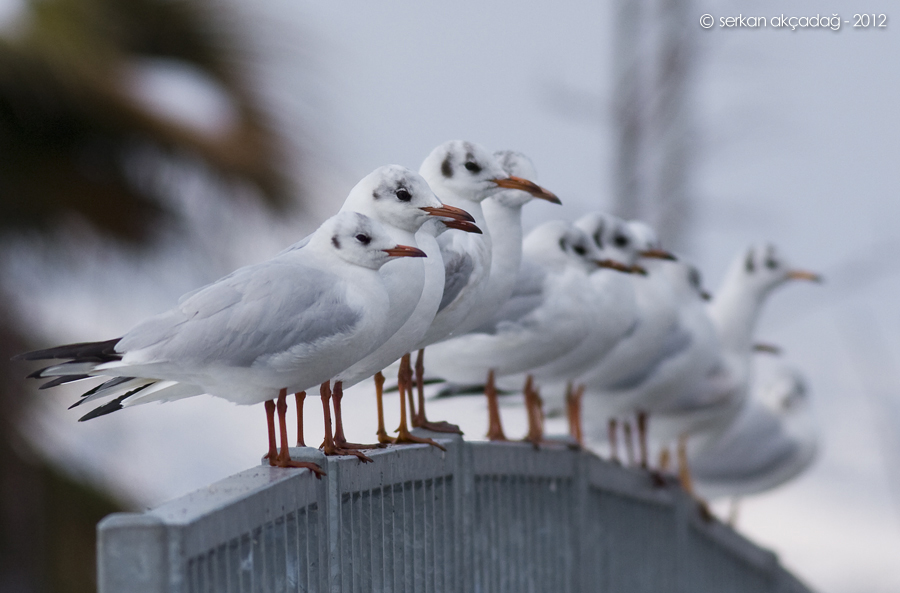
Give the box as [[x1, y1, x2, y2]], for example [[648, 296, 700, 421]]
[[310, 165, 478, 451], [402, 141, 558, 433], [16, 211, 426, 474], [518, 212, 645, 443], [576, 221, 680, 462], [408, 149, 560, 433], [426, 220, 610, 443], [598, 255, 722, 471], [689, 365, 817, 504], [646, 244, 822, 479]]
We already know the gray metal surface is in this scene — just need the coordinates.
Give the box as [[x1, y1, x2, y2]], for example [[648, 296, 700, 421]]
[[98, 435, 813, 593]]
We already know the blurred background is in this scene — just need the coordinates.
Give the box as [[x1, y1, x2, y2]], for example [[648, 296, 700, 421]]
[[1, 0, 898, 591]]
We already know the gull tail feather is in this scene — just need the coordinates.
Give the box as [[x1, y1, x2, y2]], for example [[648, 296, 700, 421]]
[[79, 383, 152, 421], [14, 338, 122, 363], [70, 377, 147, 409], [121, 382, 205, 407]]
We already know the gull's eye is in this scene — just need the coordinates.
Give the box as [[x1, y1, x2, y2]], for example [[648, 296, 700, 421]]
[[355, 234, 371, 245], [766, 258, 778, 270], [574, 245, 587, 256], [464, 161, 481, 173], [396, 188, 411, 202], [689, 267, 702, 288], [614, 234, 629, 248], [745, 251, 755, 273]]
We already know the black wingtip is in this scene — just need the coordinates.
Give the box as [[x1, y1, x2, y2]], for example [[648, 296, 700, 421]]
[[39, 375, 90, 390], [14, 338, 123, 363], [69, 377, 137, 409], [27, 367, 48, 379], [78, 394, 130, 421], [77, 382, 149, 421]]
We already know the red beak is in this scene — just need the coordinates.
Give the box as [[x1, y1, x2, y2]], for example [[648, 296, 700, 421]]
[[442, 220, 483, 234], [421, 204, 476, 222], [491, 176, 562, 204], [383, 245, 427, 258]]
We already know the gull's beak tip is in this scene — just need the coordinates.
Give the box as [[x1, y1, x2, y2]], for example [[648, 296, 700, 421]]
[[492, 176, 561, 204], [421, 205, 476, 223], [787, 270, 823, 283], [442, 220, 483, 234], [639, 249, 678, 261], [384, 245, 427, 258]]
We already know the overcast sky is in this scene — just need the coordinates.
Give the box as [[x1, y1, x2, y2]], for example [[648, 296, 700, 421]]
[[6, 1, 900, 591]]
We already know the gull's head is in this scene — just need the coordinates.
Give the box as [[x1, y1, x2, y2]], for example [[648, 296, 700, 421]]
[[420, 140, 558, 206], [686, 265, 713, 301], [761, 366, 812, 416], [523, 220, 597, 272], [734, 244, 822, 296], [344, 165, 474, 234], [628, 220, 677, 264], [487, 150, 561, 209], [575, 212, 643, 272], [317, 211, 426, 270]]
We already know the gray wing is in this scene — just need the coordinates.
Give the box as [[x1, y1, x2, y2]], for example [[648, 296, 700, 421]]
[[470, 261, 546, 334], [438, 249, 475, 313], [119, 261, 360, 367], [606, 324, 693, 391], [691, 405, 795, 481]]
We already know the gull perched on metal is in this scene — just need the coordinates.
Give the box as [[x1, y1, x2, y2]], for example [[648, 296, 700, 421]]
[[399, 141, 558, 434], [646, 244, 822, 481], [426, 220, 610, 443], [16, 210, 426, 474], [518, 213, 644, 443], [689, 364, 818, 500], [308, 165, 478, 452], [576, 221, 680, 462]]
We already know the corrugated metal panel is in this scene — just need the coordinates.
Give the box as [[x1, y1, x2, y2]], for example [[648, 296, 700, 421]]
[[98, 437, 814, 593]]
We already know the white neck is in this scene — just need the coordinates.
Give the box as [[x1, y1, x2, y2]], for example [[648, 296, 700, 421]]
[[708, 270, 764, 354], [457, 198, 521, 330]]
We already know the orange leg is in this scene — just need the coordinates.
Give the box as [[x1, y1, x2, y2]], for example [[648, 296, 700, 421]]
[[658, 447, 672, 472], [332, 381, 382, 449], [394, 354, 446, 450], [320, 382, 373, 462], [411, 349, 462, 434], [485, 369, 507, 441], [267, 389, 324, 477], [608, 418, 620, 463], [295, 391, 306, 447], [566, 384, 585, 448], [637, 410, 649, 469], [677, 435, 695, 494], [523, 375, 542, 447], [374, 371, 396, 445], [265, 399, 278, 460], [623, 421, 635, 466]]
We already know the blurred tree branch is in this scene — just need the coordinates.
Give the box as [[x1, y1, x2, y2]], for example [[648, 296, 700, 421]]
[[0, 1, 303, 591], [0, 0, 296, 241]]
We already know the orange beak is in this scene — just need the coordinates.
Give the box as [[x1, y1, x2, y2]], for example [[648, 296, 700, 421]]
[[383, 245, 427, 258], [420, 204, 475, 222], [596, 259, 636, 274], [753, 342, 783, 355], [787, 270, 823, 283], [639, 249, 677, 261], [491, 176, 562, 204], [442, 220, 483, 234]]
